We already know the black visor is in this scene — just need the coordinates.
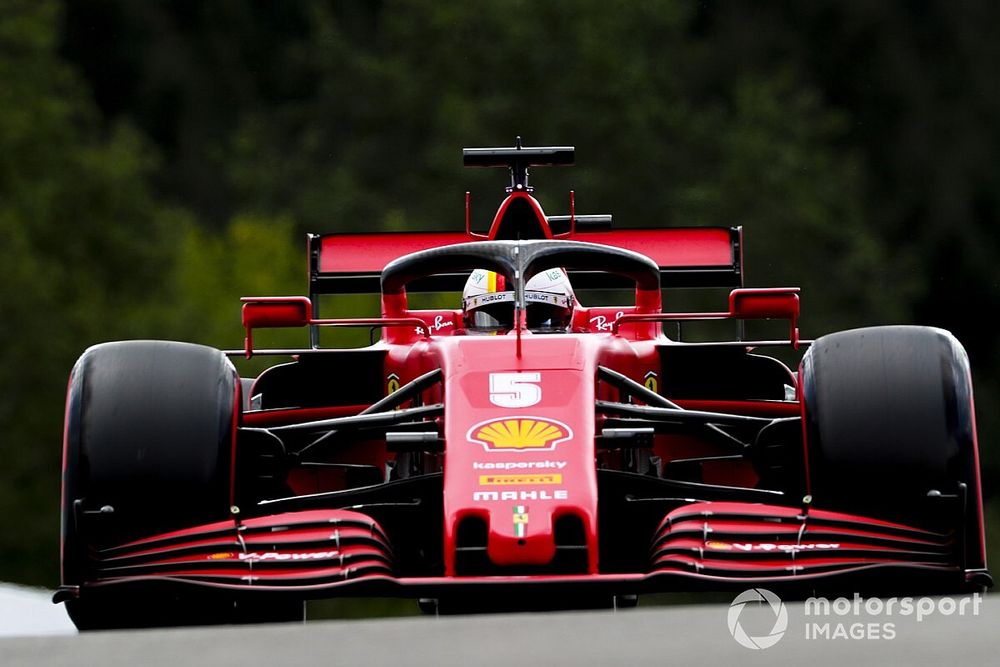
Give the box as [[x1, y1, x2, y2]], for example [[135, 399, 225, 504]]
[[467, 302, 515, 332], [526, 302, 572, 333]]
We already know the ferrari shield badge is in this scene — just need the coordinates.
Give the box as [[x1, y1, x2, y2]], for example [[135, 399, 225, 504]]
[[513, 505, 529, 537]]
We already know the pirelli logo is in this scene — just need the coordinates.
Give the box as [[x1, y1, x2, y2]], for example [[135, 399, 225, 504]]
[[478, 473, 563, 486]]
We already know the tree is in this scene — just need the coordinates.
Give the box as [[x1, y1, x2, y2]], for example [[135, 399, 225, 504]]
[[0, 0, 177, 584]]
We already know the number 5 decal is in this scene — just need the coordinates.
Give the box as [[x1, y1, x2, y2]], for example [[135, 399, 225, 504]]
[[489, 372, 541, 408]]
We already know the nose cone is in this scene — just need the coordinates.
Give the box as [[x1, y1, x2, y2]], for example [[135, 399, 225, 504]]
[[439, 335, 600, 575], [482, 492, 561, 566]]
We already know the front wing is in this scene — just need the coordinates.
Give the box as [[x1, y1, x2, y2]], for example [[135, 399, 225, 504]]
[[56, 501, 988, 604]]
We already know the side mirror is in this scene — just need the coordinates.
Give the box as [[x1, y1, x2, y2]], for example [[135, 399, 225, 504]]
[[728, 288, 800, 348], [241, 297, 313, 356]]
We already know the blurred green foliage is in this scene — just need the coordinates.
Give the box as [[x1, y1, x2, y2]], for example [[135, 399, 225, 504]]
[[0, 0, 997, 587]]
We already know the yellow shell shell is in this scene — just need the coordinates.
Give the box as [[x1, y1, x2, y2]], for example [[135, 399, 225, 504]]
[[474, 418, 567, 449]]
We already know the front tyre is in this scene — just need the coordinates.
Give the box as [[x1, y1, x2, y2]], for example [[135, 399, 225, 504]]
[[800, 326, 986, 571], [61, 341, 303, 629]]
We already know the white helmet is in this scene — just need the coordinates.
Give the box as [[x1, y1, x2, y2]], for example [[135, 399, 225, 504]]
[[462, 268, 574, 333]]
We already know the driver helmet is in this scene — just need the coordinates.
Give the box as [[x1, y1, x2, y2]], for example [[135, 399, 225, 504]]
[[462, 268, 575, 333]]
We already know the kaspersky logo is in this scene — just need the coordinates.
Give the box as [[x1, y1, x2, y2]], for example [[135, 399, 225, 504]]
[[467, 416, 573, 451]]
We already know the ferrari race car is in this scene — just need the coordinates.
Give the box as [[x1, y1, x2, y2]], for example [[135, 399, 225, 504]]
[[56, 141, 991, 629]]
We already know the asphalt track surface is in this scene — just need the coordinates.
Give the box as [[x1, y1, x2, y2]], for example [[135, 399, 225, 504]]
[[2, 594, 997, 667]]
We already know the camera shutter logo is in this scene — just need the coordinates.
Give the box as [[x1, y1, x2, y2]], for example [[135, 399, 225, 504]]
[[727, 588, 788, 649]]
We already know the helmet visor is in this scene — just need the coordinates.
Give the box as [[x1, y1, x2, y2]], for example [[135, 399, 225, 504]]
[[464, 291, 516, 332], [525, 303, 572, 332], [525, 291, 573, 333]]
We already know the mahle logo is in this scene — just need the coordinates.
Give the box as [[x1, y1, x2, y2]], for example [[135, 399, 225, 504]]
[[728, 588, 788, 649], [468, 416, 572, 451]]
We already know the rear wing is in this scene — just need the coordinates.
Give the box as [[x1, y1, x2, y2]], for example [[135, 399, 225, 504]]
[[308, 226, 743, 298]]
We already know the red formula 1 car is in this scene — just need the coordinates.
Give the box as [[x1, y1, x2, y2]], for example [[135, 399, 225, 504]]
[[56, 141, 991, 629]]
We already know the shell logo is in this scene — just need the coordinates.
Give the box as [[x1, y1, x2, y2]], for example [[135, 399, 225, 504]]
[[468, 416, 572, 451]]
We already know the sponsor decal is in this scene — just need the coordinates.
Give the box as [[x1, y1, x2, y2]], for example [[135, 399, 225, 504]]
[[644, 371, 658, 393], [542, 269, 563, 282], [590, 311, 625, 332], [386, 373, 400, 394], [473, 489, 569, 502], [705, 541, 733, 551], [468, 416, 572, 451], [428, 315, 453, 333], [513, 505, 529, 538], [415, 315, 453, 335], [479, 473, 562, 486], [708, 542, 841, 552], [205, 551, 341, 562], [524, 291, 572, 308], [238, 551, 340, 562], [473, 460, 567, 470], [476, 292, 514, 305]]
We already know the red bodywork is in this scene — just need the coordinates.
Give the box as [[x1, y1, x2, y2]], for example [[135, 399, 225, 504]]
[[60, 147, 989, 608]]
